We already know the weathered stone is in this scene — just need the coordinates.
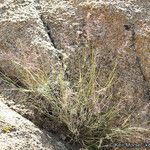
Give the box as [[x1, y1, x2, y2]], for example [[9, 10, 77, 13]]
[[0, 0, 149, 148], [36, 1, 150, 127], [1, 0, 149, 99], [40, 0, 150, 103], [0, 98, 68, 150], [0, 0, 60, 84]]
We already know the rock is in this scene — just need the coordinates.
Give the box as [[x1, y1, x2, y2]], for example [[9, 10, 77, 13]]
[[0, 0, 60, 87], [37, 0, 150, 126], [40, 0, 150, 104], [40, 0, 150, 87], [0, 0, 149, 148], [0, 0, 149, 100], [0, 99, 68, 150]]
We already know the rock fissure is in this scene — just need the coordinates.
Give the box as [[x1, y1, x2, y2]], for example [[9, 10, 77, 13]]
[[130, 23, 150, 100], [33, 0, 66, 74], [40, 16, 57, 50]]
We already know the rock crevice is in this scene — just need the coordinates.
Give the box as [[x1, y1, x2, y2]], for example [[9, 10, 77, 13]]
[[130, 22, 150, 100]]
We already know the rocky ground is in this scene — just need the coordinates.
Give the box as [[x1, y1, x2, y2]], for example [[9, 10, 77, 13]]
[[0, 0, 150, 149]]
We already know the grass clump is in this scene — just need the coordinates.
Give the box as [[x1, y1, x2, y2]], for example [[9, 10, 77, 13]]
[[1, 45, 150, 149]]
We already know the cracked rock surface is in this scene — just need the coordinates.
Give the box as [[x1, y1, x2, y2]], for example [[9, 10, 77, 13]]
[[39, 0, 150, 100]]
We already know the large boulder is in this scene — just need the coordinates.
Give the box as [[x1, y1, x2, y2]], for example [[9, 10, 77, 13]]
[[0, 0, 60, 87], [39, 0, 150, 104], [0, 98, 68, 150], [0, 0, 149, 100], [37, 0, 150, 126], [39, 0, 150, 88]]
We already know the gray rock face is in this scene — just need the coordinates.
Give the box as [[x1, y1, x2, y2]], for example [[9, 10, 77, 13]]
[[0, 98, 67, 150]]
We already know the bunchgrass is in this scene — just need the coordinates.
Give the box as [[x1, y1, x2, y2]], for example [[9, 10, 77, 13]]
[[1, 46, 150, 150]]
